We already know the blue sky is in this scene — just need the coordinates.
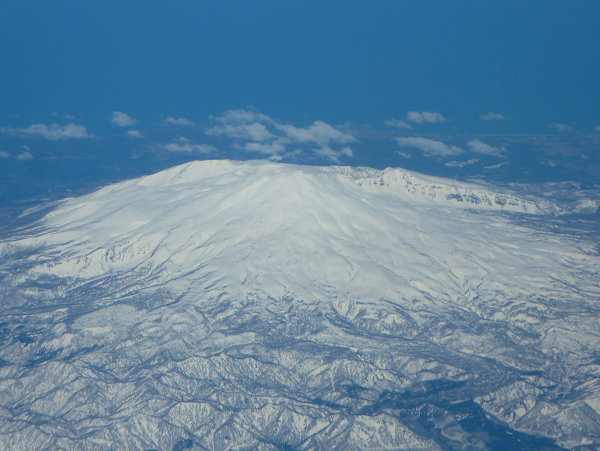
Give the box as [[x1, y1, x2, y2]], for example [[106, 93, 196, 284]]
[[1, 1, 599, 211]]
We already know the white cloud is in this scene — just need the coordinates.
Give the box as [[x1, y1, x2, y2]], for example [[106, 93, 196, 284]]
[[126, 130, 143, 138], [384, 118, 412, 129], [467, 139, 506, 157], [16, 151, 33, 160], [161, 137, 216, 154], [0, 123, 92, 140], [276, 121, 355, 146], [212, 109, 273, 124], [406, 111, 447, 124], [0, 151, 9, 158], [207, 122, 274, 142], [480, 112, 506, 121], [395, 137, 462, 157], [165, 117, 196, 127], [549, 123, 577, 133], [205, 109, 356, 161], [445, 158, 480, 168], [485, 161, 509, 170], [111, 111, 136, 127]]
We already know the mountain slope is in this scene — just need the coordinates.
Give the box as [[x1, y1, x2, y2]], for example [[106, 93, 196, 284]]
[[0, 160, 599, 450]]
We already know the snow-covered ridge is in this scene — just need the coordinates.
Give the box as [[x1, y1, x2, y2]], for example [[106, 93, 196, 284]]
[[332, 165, 565, 214], [106, 159, 562, 214]]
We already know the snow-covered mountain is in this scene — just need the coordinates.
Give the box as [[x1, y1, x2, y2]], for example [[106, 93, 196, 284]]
[[0, 160, 599, 449]]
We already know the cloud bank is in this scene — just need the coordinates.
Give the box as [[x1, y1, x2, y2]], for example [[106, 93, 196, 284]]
[[467, 139, 506, 157], [406, 111, 447, 124], [0, 123, 92, 140], [396, 136, 507, 159], [395, 137, 462, 157], [111, 111, 136, 127], [206, 109, 356, 162]]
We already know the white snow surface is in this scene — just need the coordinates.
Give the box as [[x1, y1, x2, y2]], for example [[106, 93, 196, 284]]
[[0, 159, 599, 450]]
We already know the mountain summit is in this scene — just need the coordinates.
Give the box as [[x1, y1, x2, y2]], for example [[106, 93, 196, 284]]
[[1, 160, 599, 449], [10, 160, 568, 298]]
